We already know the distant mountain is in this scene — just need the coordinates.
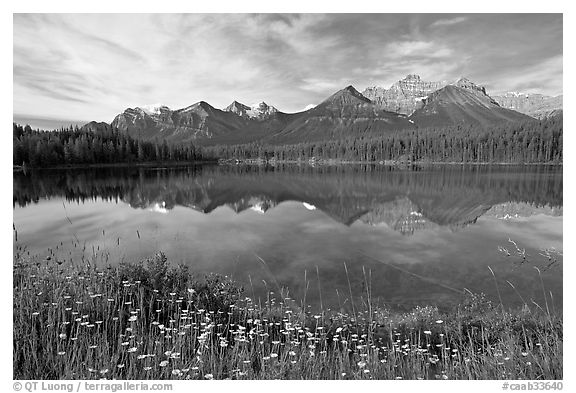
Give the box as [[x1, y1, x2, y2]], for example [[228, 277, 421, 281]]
[[110, 100, 294, 145], [110, 102, 251, 143], [492, 93, 563, 119], [268, 86, 414, 144], [224, 101, 280, 120], [408, 84, 533, 127], [83, 73, 558, 147], [362, 74, 447, 115]]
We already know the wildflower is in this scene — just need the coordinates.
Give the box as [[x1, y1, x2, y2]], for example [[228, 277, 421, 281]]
[[363, 370, 370, 374], [357, 361, 367, 368], [435, 320, 443, 324], [204, 374, 214, 380], [128, 316, 137, 322], [521, 352, 528, 357], [59, 333, 67, 339], [127, 347, 137, 353], [117, 364, 125, 369], [57, 351, 66, 356], [160, 360, 169, 367], [89, 345, 98, 349], [144, 367, 152, 371], [270, 353, 278, 358], [100, 369, 109, 375], [423, 330, 432, 335]]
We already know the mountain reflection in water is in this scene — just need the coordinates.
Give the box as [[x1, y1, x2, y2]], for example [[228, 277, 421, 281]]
[[13, 164, 562, 311], [13, 164, 562, 232]]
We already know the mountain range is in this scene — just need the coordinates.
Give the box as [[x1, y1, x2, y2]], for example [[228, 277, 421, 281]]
[[84, 74, 562, 146]]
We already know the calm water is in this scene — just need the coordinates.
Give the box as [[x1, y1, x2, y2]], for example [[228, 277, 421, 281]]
[[13, 164, 563, 311]]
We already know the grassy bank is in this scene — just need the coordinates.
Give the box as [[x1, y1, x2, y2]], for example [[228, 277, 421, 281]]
[[13, 253, 562, 380]]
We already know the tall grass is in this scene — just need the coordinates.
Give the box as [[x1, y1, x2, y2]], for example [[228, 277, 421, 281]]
[[13, 252, 562, 380]]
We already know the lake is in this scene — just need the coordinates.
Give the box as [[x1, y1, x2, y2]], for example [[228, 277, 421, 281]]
[[13, 164, 563, 312]]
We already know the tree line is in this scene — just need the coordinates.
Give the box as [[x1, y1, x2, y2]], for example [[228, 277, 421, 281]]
[[13, 114, 562, 167], [13, 124, 202, 167], [202, 115, 563, 164]]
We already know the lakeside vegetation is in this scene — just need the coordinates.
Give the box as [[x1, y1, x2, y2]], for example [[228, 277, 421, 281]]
[[13, 251, 562, 380], [13, 114, 562, 168]]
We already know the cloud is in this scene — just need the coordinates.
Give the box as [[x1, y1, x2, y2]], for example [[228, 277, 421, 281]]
[[486, 55, 563, 96], [13, 14, 562, 121], [300, 78, 351, 93], [430, 16, 469, 28], [384, 40, 454, 58]]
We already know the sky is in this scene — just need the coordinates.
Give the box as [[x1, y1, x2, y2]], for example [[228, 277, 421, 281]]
[[13, 13, 563, 124]]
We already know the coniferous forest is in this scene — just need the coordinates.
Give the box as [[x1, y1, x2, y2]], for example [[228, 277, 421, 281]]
[[12, 124, 202, 167], [13, 114, 562, 167], [203, 115, 563, 163]]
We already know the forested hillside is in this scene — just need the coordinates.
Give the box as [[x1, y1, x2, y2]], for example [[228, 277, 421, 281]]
[[13, 113, 562, 167], [203, 115, 563, 164]]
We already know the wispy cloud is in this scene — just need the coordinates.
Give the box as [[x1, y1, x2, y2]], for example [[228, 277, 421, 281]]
[[13, 13, 562, 122], [430, 16, 469, 28], [384, 40, 454, 58]]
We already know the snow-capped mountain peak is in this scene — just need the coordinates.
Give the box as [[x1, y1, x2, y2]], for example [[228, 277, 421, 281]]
[[247, 101, 278, 118], [139, 103, 170, 115], [224, 100, 279, 119]]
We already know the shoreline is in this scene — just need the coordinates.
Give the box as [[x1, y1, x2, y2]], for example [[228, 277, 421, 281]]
[[14, 160, 563, 171], [13, 160, 217, 171]]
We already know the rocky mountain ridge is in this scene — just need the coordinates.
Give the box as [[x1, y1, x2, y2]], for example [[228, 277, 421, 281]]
[[94, 73, 560, 146], [492, 92, 563, 119]]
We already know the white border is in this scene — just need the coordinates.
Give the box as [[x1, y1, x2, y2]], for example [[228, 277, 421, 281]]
[[3, 2, 572, 392]]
